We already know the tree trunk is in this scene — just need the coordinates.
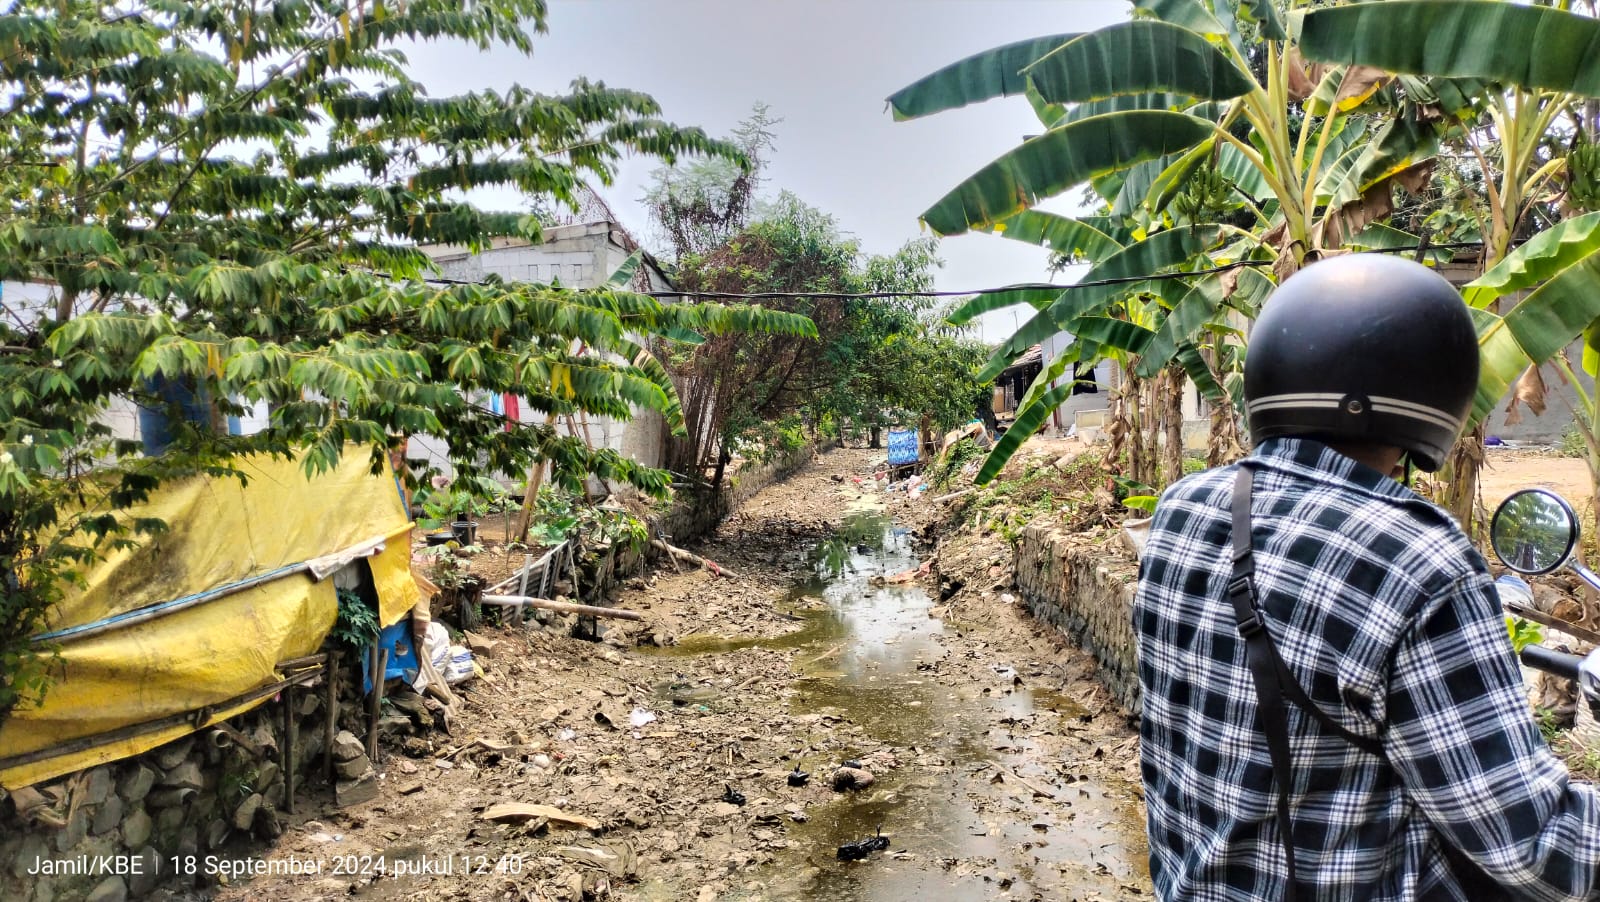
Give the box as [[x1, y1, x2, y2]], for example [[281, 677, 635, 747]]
[[711, 443, 732, 491], [1105, 365, 1134, 477], [869, 425, 881, 449], [513, 412, 560, 543], [1162, 365, 1184, 488], [1442, 425, 1486, 536], [1208, 400, 1246, 468], [1128, 372, 1147, 485]]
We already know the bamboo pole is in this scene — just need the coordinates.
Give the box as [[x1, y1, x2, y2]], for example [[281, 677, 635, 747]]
[[649, 539, 737, 577], [479, 594, 644, 622]]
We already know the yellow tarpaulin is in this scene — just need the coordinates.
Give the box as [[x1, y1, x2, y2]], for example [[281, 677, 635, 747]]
[[0, 450, 420, 789]]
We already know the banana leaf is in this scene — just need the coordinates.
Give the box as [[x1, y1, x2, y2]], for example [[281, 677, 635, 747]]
[[1135, 0, 1229, 37], [1468, 250, 1600, 427], [978, 305, 1072, 383], [604, 252, 640, 290], [1115, 155, 1179, 218], [887, 34, 1080, 120], [1299, 1, 1600, 98], [921, 111, 1216, 235], [1502, 252, 1600, 364], [1176, 342, 1227, 402], [1237, 0, 1286, 40], [1470, 307, 1532, 428], [987, 210, 1126, 262], [1462, 211, 1600, 308], [945, 284, 1070, 328], [1216, 140, 1272, 201], [1024, 21, 1255, 106], [1136, 273, 1229, 378], [976, 382, 1078, 484], [1060, 92, 1192, 129], [1068, 315, 1158, 356]]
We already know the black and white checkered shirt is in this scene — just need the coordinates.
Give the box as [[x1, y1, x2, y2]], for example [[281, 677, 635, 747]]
[[1134, 437, 1600, 901]]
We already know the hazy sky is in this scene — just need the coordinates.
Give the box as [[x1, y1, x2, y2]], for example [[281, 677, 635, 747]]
[[404, 0, 1133, 341]]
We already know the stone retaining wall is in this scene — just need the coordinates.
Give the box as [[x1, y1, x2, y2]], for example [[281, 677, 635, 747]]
[[1014, 524, 1142, 713], [1013, 523, 1567, 726], [0, 676, 352, 902]]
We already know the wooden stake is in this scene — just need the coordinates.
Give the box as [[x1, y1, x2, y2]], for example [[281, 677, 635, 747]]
[[284, 685, 297, 814], [324, 658, 338, 787], [367, 644, 388, 763]]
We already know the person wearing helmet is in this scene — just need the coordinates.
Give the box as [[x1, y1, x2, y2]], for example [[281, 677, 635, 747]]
[[1134, 254, 1600, 901]]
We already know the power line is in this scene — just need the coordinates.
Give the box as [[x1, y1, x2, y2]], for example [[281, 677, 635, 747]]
[[412, 240, 1488, 301]]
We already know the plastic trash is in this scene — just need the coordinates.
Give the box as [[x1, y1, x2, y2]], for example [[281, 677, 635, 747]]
[[629, 708, 657, 728], [1495, 573, 1535, 607], [787, 766, 810, 787], [837, 829, 890, 861], [721, 785, 746, 806], [444, 644, 475, 685]]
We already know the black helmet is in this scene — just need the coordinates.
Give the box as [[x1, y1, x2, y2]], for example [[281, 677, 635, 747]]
[[1243, 253, 1478, 472]]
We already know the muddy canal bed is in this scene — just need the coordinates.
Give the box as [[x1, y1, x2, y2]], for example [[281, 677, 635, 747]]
[[210, 449, 1149, 902], [643, 509, 1148, 901]]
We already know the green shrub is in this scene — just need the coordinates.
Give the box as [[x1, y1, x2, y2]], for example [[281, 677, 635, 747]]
[[1559, 425, 1587, 459]]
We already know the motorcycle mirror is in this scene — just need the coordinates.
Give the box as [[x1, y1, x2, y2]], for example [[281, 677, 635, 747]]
[[1490, 488, 1581, 576]]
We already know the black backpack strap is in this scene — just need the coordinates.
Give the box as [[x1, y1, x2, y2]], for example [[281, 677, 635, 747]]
[[1229, 465, 1384, 901]]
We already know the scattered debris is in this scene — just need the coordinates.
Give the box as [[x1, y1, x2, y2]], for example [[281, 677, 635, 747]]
[[837, 829, 891, 861], [831, 767, 875, 792], [720, 785, 746, 806], [480, 802, 600, 831], [787, 766, 810, 787]]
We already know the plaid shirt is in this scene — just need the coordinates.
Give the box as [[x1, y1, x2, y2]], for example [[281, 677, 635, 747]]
[[1134, 438, 1600, 901]]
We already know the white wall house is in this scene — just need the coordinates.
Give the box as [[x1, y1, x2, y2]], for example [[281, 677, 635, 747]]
[[413, 220, 679, 490]]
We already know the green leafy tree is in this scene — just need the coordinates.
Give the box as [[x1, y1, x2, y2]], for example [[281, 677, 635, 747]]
[[0, 0, 814, 719], [644, 102, 780, 259], [657, 191, 984, 483]]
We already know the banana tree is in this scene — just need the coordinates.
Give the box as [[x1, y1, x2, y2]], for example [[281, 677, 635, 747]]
[[891, 0, 1448, 485], [1297, 0, 1600, 528]]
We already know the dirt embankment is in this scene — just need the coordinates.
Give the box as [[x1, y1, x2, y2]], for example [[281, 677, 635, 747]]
[[204, 446, 1147, 902]]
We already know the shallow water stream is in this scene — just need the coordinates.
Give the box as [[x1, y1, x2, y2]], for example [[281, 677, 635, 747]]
[[648, 511, 1147, 900]]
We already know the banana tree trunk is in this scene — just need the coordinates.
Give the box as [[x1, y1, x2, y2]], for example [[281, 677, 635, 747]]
[[1162, 365, 1184, 488], [1103, 364, 1134, 477], [1128, 371, 1148, 485], [1441, 426, 1486, 537]]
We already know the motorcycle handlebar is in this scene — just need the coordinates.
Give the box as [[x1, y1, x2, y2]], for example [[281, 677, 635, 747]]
[[1520, 645, 1584, 681]]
